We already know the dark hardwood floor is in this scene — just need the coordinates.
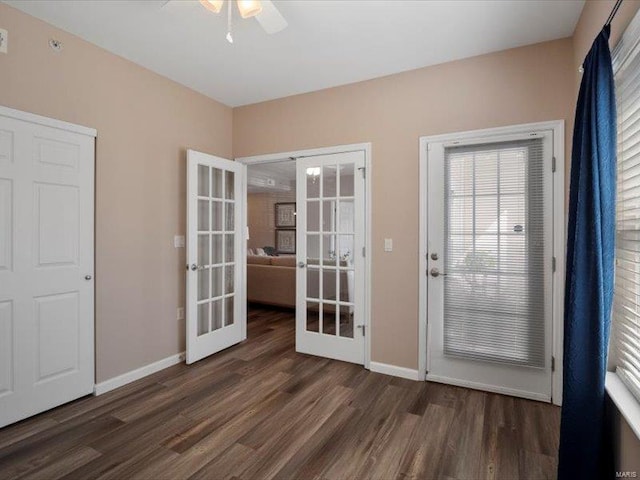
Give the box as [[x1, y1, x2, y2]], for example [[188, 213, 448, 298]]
[[0, 305, 560, 480]]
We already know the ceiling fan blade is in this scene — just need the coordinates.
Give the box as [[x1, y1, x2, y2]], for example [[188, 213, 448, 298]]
[[256, 0, 288, 34]]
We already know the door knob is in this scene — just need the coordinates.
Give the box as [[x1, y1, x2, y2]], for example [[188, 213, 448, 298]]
[[430, 268, 447, 277], [84, 275, 92, 280], [298, 262, 306, 268], [190, 264, 198, 271]]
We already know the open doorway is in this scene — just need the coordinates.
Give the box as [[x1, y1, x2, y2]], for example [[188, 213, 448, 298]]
[[246, 159, 298, 311]]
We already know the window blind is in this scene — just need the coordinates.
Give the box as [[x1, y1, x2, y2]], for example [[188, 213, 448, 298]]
[[443, 139, 547, 368], [613, 13, 640, 403]]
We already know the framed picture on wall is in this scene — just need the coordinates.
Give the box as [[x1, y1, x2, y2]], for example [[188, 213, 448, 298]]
[[275, 202, 296, 228], [276, 229, 296, 254]]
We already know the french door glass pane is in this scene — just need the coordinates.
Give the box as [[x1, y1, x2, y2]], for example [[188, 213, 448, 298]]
[[225, 171, 235, 199], [198, 234, 209, 266], [225, 234, 234, 262], [307, 201, 320, 231], [338, 305, 354, 338], [198, 269, 209, 301], [322, 200, 335, 232], [225, 297, 234, 326], [225, 265, 234, 294], [212, 234, 223, 264], [338, 235, 354, 262], [307, 235, 319, 260], [340, 164, 355, 196], [212, 169, 223, 198], [322, 306, 337, 335], [198, 303, 209, 336], [323, 165, 337, 197], [322, 234, 335, 261], [338, 200, 354, 233], [339, 270, 354, 303], [307, 173, 320, 198], [212, 201, 223, 231], [212, 299, 223, 331], [322, 269, 336, 301], [198, 200, 209, 231], [307, 267, 320, 299], [211, 267, 222, 297], [306, 302, 320, 332], [198, 165, 209, 196], [225, 203, 235, 230]]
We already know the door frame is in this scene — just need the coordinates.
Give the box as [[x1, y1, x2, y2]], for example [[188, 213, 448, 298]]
[[418, 121, 565, 405], [235, 143, 372, 369]]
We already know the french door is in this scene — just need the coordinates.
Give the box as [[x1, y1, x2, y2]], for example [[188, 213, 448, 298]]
[[426, 131, 554, 401], [0, 107, 95, 427], [295, 151, 366, 365], [186, 150, 245, 364]]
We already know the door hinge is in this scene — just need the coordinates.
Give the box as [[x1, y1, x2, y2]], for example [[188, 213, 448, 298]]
[[357, 324, 366, 336], [551, 356, 556, 372], [552, 256, 557, 272], [552, 156, 557, 173], [362, 246, 366, 257], [358, 166, 366, 179]]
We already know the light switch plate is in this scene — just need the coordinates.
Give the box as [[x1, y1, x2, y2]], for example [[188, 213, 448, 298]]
[[0, 29, 7, 54], [384, 238, 393, 252], [176, 307, 185, 321], [174, 235, 185, 248]]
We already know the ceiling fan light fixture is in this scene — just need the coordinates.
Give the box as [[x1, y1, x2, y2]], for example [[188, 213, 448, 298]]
[[200, 0, 224, 14], [237, 0, 262, 19]]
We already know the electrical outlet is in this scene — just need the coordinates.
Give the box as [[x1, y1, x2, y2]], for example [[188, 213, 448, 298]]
[[177, 307, 184, 320], [0, 29, 8, 54]]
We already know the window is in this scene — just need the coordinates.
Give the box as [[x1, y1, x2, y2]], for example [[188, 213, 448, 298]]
[[612, 11, 640, 404]]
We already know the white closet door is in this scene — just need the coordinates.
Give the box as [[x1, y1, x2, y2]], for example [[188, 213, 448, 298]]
[[0, 107, 95, 428]]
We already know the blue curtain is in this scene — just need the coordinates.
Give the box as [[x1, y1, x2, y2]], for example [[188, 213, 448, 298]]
[[558, 25, 617, 479]]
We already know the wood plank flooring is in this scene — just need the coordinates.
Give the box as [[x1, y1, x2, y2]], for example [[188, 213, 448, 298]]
[[0, 305, 561, 480]]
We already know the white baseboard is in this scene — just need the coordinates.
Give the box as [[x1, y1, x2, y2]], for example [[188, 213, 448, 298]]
[[369, 361, 422, 381], [94, 352, 185, 396], [425, 373, 550, 402]]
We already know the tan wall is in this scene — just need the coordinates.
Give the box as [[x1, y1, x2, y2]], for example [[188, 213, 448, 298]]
[[573, 0, 640, 472], [248, 191, 296, 251], [233, 38, 576, 369], [0, 4, 233, 382]]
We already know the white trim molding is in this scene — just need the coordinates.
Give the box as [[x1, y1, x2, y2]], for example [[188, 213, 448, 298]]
[[418, 120, 565, 404], [426, 374, 550, 403], [0, 105, 97, 137], [606, 372, 640, 442], [236, 142, 373, 370], [370, 362, 422, 381], [94, 352, 185, 396]]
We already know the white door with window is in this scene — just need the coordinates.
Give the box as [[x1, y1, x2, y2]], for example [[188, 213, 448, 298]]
[[426, 132, 554, 401], [0, 107, 95, 428], [295, 151, 366, 364], [186, 150, 246, 364]]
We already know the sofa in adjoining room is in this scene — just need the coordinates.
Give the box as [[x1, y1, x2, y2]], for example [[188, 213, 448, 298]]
[[247, 255, 353, 309], [247, 255, 297, 308]]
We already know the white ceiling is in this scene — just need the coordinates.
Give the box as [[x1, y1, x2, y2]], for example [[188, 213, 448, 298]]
[[5, 0, 585, 107]]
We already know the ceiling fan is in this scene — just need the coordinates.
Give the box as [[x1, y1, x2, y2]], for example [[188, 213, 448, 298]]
[[163, 0, 288, 44]]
